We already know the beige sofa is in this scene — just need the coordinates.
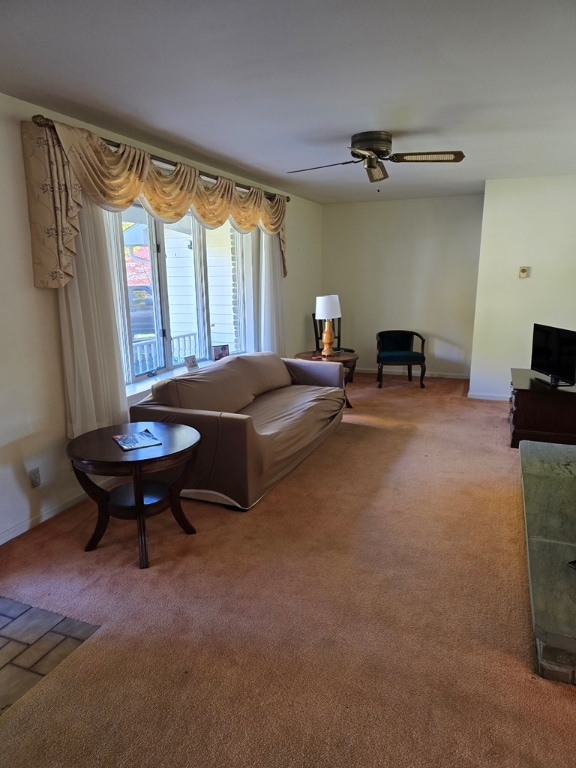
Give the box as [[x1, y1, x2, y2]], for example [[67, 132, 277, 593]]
[[129, 352, 346, 509]]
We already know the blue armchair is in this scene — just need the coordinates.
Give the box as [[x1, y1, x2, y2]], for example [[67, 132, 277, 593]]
[[376, 330, 426, 388]]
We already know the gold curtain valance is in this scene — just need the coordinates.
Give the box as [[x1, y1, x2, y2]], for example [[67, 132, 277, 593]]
[[21, 119, 287, 288], [54, 122, 151, 212]]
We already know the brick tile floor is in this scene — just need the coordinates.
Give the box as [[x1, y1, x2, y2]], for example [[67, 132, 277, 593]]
[[0, 596, 99, 715]]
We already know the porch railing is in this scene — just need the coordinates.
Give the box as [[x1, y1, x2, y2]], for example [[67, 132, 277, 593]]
[[132, 332, 198, 377]]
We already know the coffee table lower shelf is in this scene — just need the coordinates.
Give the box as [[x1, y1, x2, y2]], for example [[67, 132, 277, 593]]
[[67, 422, 201, 569], [82, 479, 196, 568]]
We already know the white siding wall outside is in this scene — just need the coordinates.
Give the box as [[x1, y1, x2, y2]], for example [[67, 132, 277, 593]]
[[164, 222, 239, 359], [206, 226, 239, 351], [164, 223, 199, 354]]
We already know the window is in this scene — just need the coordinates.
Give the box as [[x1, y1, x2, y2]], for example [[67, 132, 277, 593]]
[[117, 204, 253, 383]]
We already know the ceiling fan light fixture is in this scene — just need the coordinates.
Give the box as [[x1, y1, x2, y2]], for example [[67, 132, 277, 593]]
[[363, 157, 388, 183]]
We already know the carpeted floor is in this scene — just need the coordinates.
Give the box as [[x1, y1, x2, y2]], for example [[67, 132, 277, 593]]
[[0, 373, 575, 767]]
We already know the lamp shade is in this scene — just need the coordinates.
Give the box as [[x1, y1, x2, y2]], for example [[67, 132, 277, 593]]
[[315, 295, 341, 320]]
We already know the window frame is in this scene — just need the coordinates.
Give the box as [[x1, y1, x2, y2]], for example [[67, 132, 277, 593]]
[[116, 205, 251, 386]]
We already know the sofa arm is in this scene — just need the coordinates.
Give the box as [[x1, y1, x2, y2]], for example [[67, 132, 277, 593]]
[[282, 357, 345, 388], [129, 403, 259, 462], [129, 402, 264, 508]]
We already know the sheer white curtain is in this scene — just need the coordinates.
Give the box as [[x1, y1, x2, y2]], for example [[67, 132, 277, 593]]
[[58, 195, 128, 438], [259, 231, 285, 355], [104, 210, 136, 385], [248, 230, 285, 355]]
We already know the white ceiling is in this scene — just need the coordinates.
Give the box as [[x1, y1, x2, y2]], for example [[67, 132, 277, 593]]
[[1, 0, 575, 203]]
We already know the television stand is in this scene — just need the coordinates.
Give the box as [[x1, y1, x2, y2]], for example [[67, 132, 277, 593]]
[[510, 368, 576, 448]]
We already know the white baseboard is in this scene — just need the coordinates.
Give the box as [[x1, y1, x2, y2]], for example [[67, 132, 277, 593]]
[[467, 392, 509, 401], [0, 490, 87, 546], [356, 367, 469, 380]]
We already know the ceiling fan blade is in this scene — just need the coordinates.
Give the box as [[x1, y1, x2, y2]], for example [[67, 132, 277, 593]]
[[388, 151, 465, 163], [287, 159, 362, 174]]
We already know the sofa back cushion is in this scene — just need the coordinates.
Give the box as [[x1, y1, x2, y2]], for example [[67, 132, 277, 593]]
[[151, 355, 255, 413], [235, 352, 292, 397]]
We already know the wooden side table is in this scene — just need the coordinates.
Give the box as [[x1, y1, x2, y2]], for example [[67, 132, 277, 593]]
[[66, 422, 201, 568], [294, 350, 359, 407]]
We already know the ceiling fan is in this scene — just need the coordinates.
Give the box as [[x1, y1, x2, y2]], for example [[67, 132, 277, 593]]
[[288, 131, 465, 183]]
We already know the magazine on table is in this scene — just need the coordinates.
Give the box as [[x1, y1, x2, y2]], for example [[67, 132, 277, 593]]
[[113, 428, 162, 451]]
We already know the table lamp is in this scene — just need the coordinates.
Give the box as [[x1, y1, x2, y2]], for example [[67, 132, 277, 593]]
[[315, 295, 341, 357]]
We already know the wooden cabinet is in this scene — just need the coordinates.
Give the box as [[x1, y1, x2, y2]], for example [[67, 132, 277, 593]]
[[510, 368, 576, 448]]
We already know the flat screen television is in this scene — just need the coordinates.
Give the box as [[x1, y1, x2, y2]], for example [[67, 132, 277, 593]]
[[530, 323, 576, 387]]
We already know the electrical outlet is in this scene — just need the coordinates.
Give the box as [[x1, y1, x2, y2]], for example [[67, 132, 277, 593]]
[[28, 467, 41, 488]]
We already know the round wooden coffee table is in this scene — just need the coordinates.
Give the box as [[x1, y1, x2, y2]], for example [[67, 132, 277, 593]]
[[66, 422, 201, 569]]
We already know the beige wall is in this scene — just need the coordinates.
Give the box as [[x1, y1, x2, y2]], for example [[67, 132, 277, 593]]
[[0, 93, 322, 544], [283, 196, 323, 356], [321, 196, 484, 377], [469, 176, 576, 399], [0, 95, 82, 546]]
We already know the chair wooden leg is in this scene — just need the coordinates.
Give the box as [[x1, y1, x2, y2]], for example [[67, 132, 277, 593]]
[[407, 365, 413, 382], [420, 364, 426, 388], [377, 363, 383, 388]]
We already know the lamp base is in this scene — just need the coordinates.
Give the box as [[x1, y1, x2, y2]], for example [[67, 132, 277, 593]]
[[321, 320, 335, 357]]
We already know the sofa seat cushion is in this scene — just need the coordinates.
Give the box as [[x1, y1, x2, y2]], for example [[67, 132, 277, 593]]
[[239, 384, 344, 471], [151, 355, 255, 413]]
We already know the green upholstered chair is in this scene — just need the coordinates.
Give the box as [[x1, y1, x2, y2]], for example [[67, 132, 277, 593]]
[[376, 330, 426, 388]]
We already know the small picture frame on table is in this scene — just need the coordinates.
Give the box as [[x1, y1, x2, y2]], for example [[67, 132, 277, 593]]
[[184, 355, 199, 371], [212, 344, 230, 361]]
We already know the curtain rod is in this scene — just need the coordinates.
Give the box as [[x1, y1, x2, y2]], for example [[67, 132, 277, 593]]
[[32, 114, 289, 203]]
